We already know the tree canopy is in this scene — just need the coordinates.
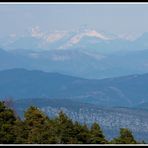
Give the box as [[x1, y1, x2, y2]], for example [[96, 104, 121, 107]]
[[0, 101, 141, 144]]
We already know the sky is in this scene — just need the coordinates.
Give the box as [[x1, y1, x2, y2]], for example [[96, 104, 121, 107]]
[[0, 3, 148, 39]]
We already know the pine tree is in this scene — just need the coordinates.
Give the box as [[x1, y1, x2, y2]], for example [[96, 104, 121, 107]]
[[24, 106, 50, 144], [13, 119, 29, 144], [111, 128, 137, 144], [54, 111, 76, 144], [73, 121, 91, 144], [90, 122, 108, 144], [0, 101, 17, 144]]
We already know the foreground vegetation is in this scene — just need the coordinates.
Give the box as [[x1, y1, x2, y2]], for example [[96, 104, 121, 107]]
[[0, 101, 143, 144]]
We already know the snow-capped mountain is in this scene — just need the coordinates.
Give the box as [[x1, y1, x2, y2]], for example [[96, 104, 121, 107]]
[[0, 26, 115, 52], [1, 27, 148, 79], [2, 26, 146, 55], [58, 28, 112, 49]]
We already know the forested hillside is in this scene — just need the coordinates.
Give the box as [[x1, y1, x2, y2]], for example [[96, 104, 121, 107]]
[[0, 101, 142, 144]]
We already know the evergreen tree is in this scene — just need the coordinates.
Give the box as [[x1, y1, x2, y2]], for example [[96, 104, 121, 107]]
[[73, 121, 91, 144], [90, 122, 108, 144], [111, 128, 137, 144], [0, 101, 17, 144], [13, 119, 29, 144], [54, 111, 77, 144], [24, 106, 50, 144]]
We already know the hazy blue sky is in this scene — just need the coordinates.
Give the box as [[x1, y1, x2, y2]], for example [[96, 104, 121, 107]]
[[0, 3, 148, 38]]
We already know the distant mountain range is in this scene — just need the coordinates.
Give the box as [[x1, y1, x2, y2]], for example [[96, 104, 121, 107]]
[[0, 68, 148, 108], [1, 47, 148, 79], [1, 28, 148, 79], [1, 27, 148, 53], [0, 27, 118, 51]]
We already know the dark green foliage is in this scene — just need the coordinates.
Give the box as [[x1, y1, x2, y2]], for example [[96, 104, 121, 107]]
[[24, 106, 48, 128], [90, 122, 108, 144], [13, 119, 29, 143], [0, 101, 17, 143], [111, 128, 137, 144], [0, 101, 141, 144], [54, 111, 76, 144], [73, 122, 91, 144], [24, 106, 51, 144]]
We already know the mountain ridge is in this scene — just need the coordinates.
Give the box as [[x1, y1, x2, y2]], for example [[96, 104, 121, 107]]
[[0, 68, 148, 108]]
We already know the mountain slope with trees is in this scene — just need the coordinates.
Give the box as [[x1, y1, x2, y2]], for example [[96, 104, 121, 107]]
[[0, 101, 140, 144]]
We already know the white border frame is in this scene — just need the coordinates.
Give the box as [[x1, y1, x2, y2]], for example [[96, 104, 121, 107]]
[[0, 2, 148, 4]]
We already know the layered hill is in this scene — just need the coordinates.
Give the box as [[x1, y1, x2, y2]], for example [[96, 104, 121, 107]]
[[0, 68, 148, 107]]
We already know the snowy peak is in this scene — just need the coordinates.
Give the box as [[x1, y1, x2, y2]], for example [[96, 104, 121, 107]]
[[58, 29, 111, 49], [30, 26, 112, 43], [30, 26, 69, 43], [69, 29, 110, 43], [1, 26, 138, 52]]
